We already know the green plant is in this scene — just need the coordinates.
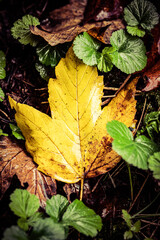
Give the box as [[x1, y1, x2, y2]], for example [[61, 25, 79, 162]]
[[9, 123, 25, 140], [0, 50, 6, 79], [11, 15, 67, 81], [124, 0, 159, 37], [106, 120, 160, 178], [73, 30, 147, 74], [2, 189, 102, 240]]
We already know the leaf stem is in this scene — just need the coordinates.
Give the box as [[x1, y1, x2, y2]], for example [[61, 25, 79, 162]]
[[80, 177, 84, 201], [127, 163, 133, 201]]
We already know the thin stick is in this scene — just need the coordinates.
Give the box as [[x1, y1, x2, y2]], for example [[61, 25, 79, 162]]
[[101, 74, 132, 106], [134, 97, 147, 135], [128, 173, 149, 213]]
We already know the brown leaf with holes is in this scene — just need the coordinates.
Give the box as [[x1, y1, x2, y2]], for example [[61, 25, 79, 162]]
[[143, 59, 160, 91], [30, 0, 124, 46], [0, 137, 56, 207]]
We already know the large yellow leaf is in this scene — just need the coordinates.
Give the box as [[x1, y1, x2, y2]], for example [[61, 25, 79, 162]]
[[9, 47, 137, 184]]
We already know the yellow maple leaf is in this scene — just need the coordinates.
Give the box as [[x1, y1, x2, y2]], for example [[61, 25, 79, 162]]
[[9, 47, 137, 187]]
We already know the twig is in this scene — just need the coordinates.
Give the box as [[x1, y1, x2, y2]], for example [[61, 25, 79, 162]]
[[134, 97, 147, 135], [128, 173, 149, 213], [101, 74, 132, 106]]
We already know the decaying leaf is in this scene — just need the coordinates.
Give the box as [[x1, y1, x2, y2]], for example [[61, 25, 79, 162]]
[[30, 0, 123, 46], [9, 47, 137, 183], [88, 19, 125, 44], [0, 137, 56, 207], [143, 59, 160, 91]]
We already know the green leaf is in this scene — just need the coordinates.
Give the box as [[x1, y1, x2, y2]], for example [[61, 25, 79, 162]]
[[97, 47, 115, 72], [36, 44, 63, 67], [9, 123, 25, 140], [110, 29, 147, 74], [148, 152, 160, 179], [127, 26, 145, 37], [131, 220, 141, 233], [144, 111, 160, 140], [124, 230, 133, 239], [30, 218, 66, 240], [11, 15, 40, 46], [9, 189, 40, 219], [107, 120, 133, 141], [17, 212, 43, 231], [0, 129, 8, 136], [124, 0, 159, 30], [0, 50, 6, 68], [0, 67, 6, 79], [62, 199, 102, 237], [2, 226, 28, 240], [46, 194, 69, 222], [17, 218, 29, 231], [106, 120, 159, 170], [0, 87, 5, 102], [73, 32, 101, 66], [35, 62, 50, 81], [122, 210, 132, 228]]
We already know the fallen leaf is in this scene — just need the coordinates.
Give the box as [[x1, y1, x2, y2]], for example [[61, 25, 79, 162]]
[[30, 0, 123, 46], [88, 19, 125, 44], [0, 137, 57, 207], [143, 59, 160, 91], [9, 47, 137, 183]]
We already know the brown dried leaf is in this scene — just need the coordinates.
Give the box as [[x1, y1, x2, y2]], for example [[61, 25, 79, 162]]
[[88, 19, 125, 44], [0, 137, 56, 207], [30, 0, 124, 46], [143, 59, 160, 91]]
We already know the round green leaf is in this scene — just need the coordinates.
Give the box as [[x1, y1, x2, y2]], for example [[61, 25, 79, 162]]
[[124, 0, 159, 30], [148, 152, 160, 180], [73, 32, 101, 66], [9, 189, 40, 219], [2, 226, 28, 240], [0, 67, 6, 79], [110, 29, 147, 74], [127, 26, 145, 37]]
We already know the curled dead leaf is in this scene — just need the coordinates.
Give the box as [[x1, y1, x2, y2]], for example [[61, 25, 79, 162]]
[[0, 137, 56, 207], [143, 59, 160, 91]]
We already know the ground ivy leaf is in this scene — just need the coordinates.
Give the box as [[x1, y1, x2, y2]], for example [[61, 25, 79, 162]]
[[107, 121, 159, 170], [9, 189, 40, 219], [17, 218, 29, 231], [131, 220, 141, 233], [11, 15, 40, 46], [97, 47, 114, 72], [0, 87, 5, 102], [107, 120, 133, 141], [0, 50, 6, 68], [148, 152, 160, 179], [62, 199, 102, 237], [124, 230, 133, 239], [73, 32, 101, 66], [30, 218, 66, 240], [110, 29, 147, 74], [36, 44, 64, 67], [122, 209, 132, 228], [127, 26, 145, 37], [9, 123, 25, 140], [46, 194, 69, 222], [124, 0, 159, 30], [2, 226, 28, 240], [0, 67, 6, 79]]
